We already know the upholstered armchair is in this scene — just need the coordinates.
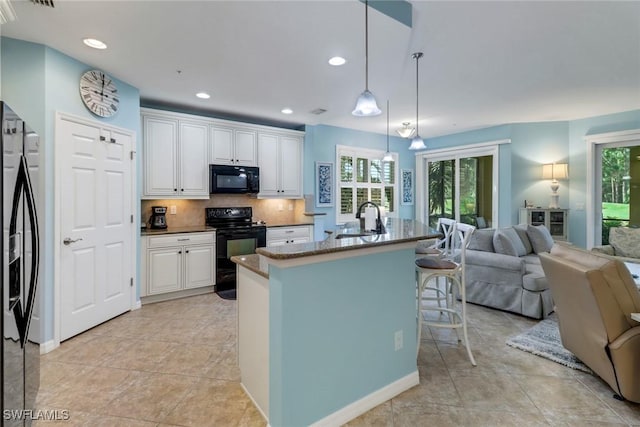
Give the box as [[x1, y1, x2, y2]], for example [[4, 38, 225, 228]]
[[539, 244, 640, 403], [592, 227, 640, 264]]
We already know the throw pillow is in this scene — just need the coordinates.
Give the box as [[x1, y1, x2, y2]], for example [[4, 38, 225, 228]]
[[527, 225, 554, 254], [513, 224, 533, 254], [493, 227, 527, 257], [467, 228, 495, 252], [609, 227, 640, 258]]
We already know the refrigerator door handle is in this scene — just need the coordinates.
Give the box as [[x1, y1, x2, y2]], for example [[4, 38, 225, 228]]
[[9, 155, 40, 348]]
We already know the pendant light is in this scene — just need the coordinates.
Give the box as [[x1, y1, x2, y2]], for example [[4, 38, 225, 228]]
[[396, 122, 416, 139], [409, 52, 426, 150], [352, 0, 381, 117], [383, 100, 393, 161]]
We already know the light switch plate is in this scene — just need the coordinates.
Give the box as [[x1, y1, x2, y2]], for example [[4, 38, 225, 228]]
[[170, 205, 177, 215]]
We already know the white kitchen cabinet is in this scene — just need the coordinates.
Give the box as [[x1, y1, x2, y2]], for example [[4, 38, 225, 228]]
[[258, 132, 303, 198], [267, 225, 313, 247], [142, 110, 209, 199], [210, 125, 257, 166], [141, 232, 215, 301]]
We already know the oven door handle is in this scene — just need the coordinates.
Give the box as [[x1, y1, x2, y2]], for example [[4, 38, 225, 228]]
[[218, 231, 260, 239]]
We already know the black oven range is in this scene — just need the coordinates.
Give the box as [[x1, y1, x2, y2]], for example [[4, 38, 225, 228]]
[[205, 207, 266, 299]]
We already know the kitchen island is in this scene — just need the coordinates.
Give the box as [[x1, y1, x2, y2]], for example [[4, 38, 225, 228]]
[[232, 218, 439, 427]]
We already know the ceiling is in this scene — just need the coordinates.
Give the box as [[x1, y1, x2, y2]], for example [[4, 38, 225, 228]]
[[3, 0, 640, 138]]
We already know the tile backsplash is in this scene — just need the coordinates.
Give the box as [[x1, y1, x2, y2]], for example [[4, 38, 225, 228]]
[[141, 196, 307, 228]]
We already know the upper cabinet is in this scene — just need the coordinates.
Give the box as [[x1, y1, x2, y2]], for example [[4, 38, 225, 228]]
[[209, 126, 257, 166], [142, 111, 209, 199], [142, 108, 304, 200], [258, 132, 303, 198]]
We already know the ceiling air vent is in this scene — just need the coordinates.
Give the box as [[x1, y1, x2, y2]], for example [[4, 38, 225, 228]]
[[30, 0, 54, 7], [310, 108, 327, 115]]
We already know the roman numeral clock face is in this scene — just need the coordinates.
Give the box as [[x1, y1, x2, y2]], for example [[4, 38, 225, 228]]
[[79, 70, 119, 118]]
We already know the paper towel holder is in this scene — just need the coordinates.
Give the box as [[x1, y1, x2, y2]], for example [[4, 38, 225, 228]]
[[355, 201, 386, 234]]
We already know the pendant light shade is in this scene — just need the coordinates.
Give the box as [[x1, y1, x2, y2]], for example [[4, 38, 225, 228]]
[[396, 122, 416, 139], [409, 52, 426, 150], [383, 100, 393, 161], [352, 0, 381, 117]]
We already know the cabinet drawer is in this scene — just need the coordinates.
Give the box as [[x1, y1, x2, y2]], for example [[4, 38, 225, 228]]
[[267, 226, 311, 240], [147, 232, 215, 248]]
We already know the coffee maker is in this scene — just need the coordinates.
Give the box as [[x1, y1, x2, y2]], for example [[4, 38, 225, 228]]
[[149, 206, 167, 229]]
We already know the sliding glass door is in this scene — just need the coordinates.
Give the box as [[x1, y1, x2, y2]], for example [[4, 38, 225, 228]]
[[595, 142, 640, 244], [425, 152, 495, 229]]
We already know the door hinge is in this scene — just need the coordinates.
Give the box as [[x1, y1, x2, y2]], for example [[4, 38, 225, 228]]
[[130, 151, 136, 160], [130, 277, 133, 287]]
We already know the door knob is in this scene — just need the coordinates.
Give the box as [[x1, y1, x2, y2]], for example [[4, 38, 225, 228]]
[[63, 237, 83, 245]]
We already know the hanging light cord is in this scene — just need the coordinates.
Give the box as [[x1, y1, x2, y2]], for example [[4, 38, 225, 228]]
[[386, 100, 390, 151], [365, 0, 370, 91], [414, 52, 420, 136]]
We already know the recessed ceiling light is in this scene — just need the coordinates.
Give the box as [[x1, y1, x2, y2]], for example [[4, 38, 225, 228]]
[[83, 38, 107, 50], [281, 108, 293, 115], [328, 56, 346, 66], [196, 92, 211, 99]]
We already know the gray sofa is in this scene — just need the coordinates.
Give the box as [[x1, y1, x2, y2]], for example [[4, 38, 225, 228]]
[[464, 224, 555, 319], [591, 227, 640, 264]]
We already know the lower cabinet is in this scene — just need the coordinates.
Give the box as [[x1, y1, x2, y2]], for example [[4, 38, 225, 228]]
[[267, 225, 313, 247], [141, 232, 215, 300]]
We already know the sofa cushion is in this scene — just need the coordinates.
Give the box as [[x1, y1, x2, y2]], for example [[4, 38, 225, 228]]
[[609, 227, 640, 259], [527, 225, 554, 254], [467, 228, 495, 252], [514, 224, 533, 254], [522, 254, 541, 265], [493, 227, 527, 257]]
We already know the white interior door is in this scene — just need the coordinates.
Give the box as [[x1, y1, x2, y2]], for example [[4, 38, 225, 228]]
[[57, 115, 133, 341]]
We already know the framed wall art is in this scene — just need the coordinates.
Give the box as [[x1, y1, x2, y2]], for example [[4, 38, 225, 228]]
[[401, 169, 414, 206], [315, 161, 334, 207]]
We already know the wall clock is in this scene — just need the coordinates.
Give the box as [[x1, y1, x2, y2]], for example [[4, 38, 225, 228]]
[[79, 69, 119, 118]]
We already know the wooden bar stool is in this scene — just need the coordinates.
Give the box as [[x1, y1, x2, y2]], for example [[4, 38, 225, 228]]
[[415, 222, 476, 366]]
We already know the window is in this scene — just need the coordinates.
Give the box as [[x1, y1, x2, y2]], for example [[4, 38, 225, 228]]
[[337, 145, 398, 224]]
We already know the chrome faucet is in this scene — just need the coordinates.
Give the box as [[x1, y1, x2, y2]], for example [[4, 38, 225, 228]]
[[355, 201, 386, 234]]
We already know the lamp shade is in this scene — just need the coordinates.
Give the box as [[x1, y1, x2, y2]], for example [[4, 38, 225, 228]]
[[352, 90, 381, 116], [542, 163, 568, 180], [396, 122, 416, 138]]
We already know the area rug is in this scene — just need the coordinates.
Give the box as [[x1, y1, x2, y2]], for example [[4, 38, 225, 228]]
[[506, 316, 593, 374]]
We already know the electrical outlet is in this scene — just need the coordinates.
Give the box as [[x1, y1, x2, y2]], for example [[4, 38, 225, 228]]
[[575, 202, 585, 211], [394, 330, 403, 351], [170, 205, 177, 215]]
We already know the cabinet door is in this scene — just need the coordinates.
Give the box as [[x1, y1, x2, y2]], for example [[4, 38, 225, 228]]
[[147, 247, 182, 294], [234, 130, 257, 166], [184, 244, 214, 289], [210, 126, 234, 165], [258, 133, 280, 196], [179, 121, 209, 196], [144, 116, 178, 196], [279, 136, 302, 197]]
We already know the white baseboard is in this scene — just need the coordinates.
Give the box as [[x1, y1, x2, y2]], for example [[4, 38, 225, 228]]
[[39, 339, 57, 355], [310, 370, 419, 427], [133, 300, 142, 310], [240, 382, 270, 425]]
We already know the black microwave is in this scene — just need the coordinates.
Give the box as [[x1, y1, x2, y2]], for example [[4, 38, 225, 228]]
[[209, 164, 260, 194]]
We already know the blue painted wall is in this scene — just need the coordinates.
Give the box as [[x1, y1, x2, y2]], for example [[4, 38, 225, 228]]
[[417, 112, 640, 247], [2, 37, 141, 343], [268, 248, 416, 426], [303, 124, 416, 231], [567, 110, 640, 247]]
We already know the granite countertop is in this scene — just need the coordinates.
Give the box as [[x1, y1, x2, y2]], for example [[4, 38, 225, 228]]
[[256, 218, 439, 260], [266, 221, 314, 228], [231, 254, 269, 279], [141, 225, 216, 236]]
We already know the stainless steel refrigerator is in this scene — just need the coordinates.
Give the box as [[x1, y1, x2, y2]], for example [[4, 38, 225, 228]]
[[1, 102, 40, 426]]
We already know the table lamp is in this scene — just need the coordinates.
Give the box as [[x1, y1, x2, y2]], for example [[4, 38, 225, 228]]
[[542, 163, 568, 208]]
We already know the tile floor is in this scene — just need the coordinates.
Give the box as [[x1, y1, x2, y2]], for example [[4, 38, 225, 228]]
[[35, 293, 640, 426]]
